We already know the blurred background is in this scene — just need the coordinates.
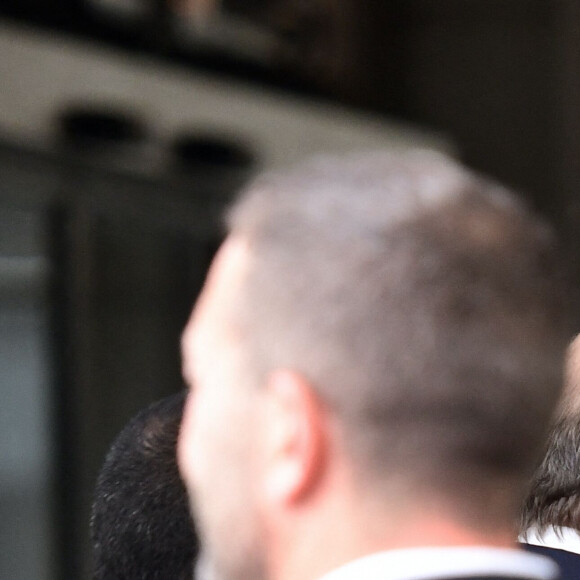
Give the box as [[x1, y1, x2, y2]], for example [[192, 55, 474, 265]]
[[0, 2, 579, 578]]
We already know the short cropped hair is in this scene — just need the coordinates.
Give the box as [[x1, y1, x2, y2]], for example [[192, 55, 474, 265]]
[[91, 392, 197, 579], [225, 150, 573, 522], [521, 335, 580, 534]]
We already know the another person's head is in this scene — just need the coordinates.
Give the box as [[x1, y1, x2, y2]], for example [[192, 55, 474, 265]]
[[91, 392, 197, 580], [521, 334, 580, 536], [178, 149, 573, 580]]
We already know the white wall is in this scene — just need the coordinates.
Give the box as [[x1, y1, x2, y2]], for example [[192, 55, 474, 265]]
[[0, 21, 451, 171]]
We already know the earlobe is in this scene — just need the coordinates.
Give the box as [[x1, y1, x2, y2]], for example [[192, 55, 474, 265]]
[[262, 370, 326, 506]]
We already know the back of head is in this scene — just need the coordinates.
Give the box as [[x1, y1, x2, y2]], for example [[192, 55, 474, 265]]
[[521, 335, 580, 535], [91, 392, 197, 579], [226, 149, 573, 528]]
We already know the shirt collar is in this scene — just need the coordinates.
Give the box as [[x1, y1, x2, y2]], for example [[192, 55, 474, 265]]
[[318, 546, 558, 580], [521, 525, 580, 556]]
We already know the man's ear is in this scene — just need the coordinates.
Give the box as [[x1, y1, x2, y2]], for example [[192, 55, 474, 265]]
[[260, 369, 327, 506]]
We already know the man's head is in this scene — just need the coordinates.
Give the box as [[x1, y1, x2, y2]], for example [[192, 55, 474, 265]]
[[179, 150, 573, 580], [91, 392, 198, 580], [520, 334, 580, 536]]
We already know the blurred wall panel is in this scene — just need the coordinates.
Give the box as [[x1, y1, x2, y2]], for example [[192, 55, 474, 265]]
[[0, 207, 53, 580]]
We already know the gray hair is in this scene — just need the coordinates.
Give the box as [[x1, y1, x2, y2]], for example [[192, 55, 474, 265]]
[[226, 149, 573, 525]]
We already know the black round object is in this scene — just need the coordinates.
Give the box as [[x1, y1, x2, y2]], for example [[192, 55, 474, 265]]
[[58, 106, 146, 147], [171, 133, 255, 172]]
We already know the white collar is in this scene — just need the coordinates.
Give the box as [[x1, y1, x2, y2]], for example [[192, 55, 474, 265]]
[[318, 546, 558, 580], [520, 525, 580, 555]]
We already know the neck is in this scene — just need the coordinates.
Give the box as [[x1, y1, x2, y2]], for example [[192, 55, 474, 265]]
[[269, 495, 517, 580]]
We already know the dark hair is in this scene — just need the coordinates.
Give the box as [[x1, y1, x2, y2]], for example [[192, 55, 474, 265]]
[[91, 392, 198, 579], [226, 149, 574, 526], [520, 415, 580, 535], [521, 336, 580, 535]]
